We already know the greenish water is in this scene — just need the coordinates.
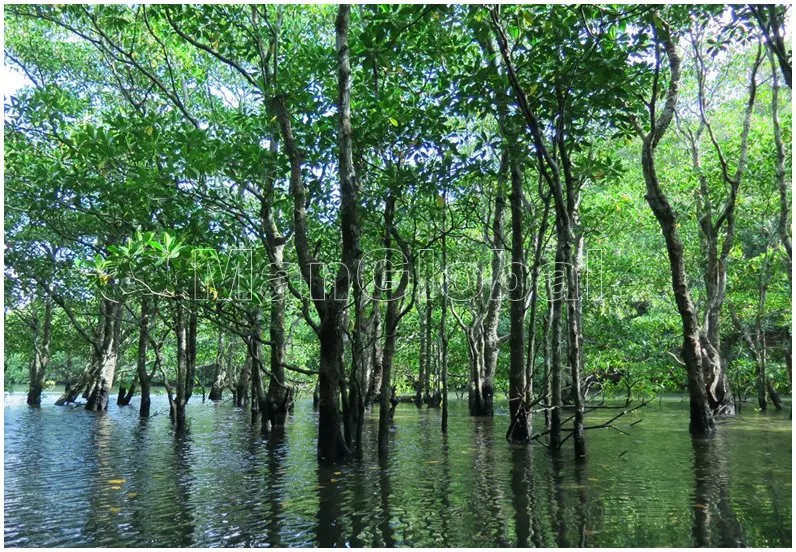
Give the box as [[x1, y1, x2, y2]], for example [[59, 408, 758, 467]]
[[3, 392, 792, 547]]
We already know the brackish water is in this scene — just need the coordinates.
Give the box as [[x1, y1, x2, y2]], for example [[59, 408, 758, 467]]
[[3, 392, 792, 547]]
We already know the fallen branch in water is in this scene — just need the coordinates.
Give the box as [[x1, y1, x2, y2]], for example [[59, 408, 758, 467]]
[[531, 396, 654, 449]]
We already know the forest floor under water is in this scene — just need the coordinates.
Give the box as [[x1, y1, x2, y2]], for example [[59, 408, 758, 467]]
[[3, 391, 792, 547]]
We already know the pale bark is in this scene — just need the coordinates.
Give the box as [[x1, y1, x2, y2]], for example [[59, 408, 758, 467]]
[[26, 299, 53, 407]]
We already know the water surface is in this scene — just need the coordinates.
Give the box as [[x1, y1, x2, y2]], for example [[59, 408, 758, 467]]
[[3, 393, 792, 547]]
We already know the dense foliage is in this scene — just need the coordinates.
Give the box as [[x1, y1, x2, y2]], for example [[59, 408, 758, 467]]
[[3, 5, 791, 459]]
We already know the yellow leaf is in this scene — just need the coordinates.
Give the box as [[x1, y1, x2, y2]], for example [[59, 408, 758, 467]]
[[110, 486, 122, 490], [145, 126, 153, 136], [389, 117, 399, 127], [436, 194, 445, 208], [107, 479, 126, 484]]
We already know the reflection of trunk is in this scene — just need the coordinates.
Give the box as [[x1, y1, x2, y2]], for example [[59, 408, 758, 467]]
[[550, 451, 569, 548], [208, 330, 224, 401], [378, 455, 395, 546], [316, 465, 345, 546], [85, 298, 122, 412], [691, 437, 745, 546], [27, 299, 53, 407], [510, 447, 541, 547], [116, 379, 136, 406]]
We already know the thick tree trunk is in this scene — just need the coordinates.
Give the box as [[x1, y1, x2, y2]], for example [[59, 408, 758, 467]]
[[317, 312, 351, 463], [27, 299, 53, 407], [273, 4, 359, 464], [85, 299, 121, 412]]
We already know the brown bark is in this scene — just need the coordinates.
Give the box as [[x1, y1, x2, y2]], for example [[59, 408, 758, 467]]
[[272, 5, 359, 463], [637, 26, 714, 436], [378, 192, 413, 456], [136, 297, 151, 417], [441, 187, 450, 433], [507, 156, 530, 442]]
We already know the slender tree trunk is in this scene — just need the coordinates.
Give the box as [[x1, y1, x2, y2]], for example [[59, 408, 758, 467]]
[[542, 271, 554, 428], [378, 192, 411, 456], [769, 47, 792, 394], [248, 310, 269, 432], [549, 241, 565, 448], [441, 188, 450, 433], [236, 355, 251, 408], [638, 29, 714, 436], [173, 302, 189, 432], [417, 288, 427, 407], [137, 297, 151, 417], [424, 280, 433, 404], [265, 247, 289, 428], [208, 330, 225, 401], [365, 277, 383, 410], [507, 158, 529, 442]]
